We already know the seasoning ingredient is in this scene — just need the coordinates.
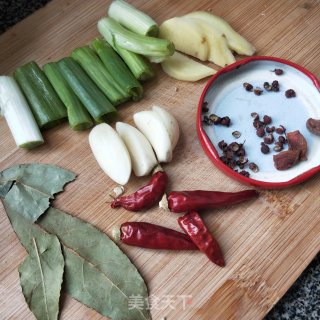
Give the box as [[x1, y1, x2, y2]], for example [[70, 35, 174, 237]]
[[43, 62, 93, 131], [98, 17, 174, 59], [161, 51, 216, 81], [285, 89, 296, 98], [178, 211, 225, 267], [19, 235, 64, 320], [273, 68, 284, 75], [111, 167, 168, 211], [152, 105, 180, 150], [160, 189, 258, 213], [14, 61, 67, 129], [184, 11, 255, 56], [114, 222, 198, 250], [287, 130, 308, 160], [116, 122, 157, 177], [108, 0, 159, 37], [0, 76, 44, 148], [134, 110, 173, 163], [0, 163, 76, 222], [273, 149, 301, 170], [306, 118, 320, 136], [1, 164, 151, 320], [89, 123, 132, 185]]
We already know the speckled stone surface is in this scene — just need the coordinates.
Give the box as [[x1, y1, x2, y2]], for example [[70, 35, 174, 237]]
[[0, 1, 319, 319]]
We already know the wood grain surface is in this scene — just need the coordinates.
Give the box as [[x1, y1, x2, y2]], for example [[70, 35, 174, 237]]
[[1, 0, 320, 319]]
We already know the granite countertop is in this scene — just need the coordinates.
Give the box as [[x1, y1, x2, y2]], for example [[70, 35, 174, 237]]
[[0, 1, 319, 319]]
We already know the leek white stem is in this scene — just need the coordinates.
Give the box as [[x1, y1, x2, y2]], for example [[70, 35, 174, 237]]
[[0, 76, 44, 148], [108, 0, 159, 37]]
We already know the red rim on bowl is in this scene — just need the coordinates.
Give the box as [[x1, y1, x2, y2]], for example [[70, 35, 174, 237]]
[[197, 56, 320, 189]]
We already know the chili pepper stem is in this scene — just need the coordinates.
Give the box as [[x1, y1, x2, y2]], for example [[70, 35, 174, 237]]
[[159, 194, 169, 211], [112, 226, 121, 242]]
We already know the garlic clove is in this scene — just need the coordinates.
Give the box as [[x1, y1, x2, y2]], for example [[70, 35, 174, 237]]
[[151, 105, 180, 150], [134, 110, 173, 163], [116, 122, 157, 177], [89, 123, 131, 185]]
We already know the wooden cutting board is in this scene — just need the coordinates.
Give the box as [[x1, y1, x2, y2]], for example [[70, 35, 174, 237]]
[[0, 0, 319, 319]]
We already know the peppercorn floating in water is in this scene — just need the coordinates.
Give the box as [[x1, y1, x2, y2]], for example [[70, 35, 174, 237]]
[[271, 80, 279, 92], [111, 166, 168, 212], [178, 211, 225, 267], [113, 222, 198, 250], [159, 189, 258, 213]]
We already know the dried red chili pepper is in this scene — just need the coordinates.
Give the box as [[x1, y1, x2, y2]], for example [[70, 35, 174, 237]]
[[178, 211, 225, 267], [113, 222, 198, 250], [111, 167, 168, 212], [160, 189, 258, 213]]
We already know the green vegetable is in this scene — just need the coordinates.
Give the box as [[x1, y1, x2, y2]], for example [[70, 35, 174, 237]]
[[108, 0, 159, 37], [115, 44, 155, 81], [0, 163, 76, 222], [19, 235, 64, 320], [71, 46, 130, 105], [98, 17, 174, 58], [1, 163, 151, 320], [0, 76, 44, 148], [43, 62, 93, 131], [14, 61, 67, 129], [57, 57, 117, 123], [92, 38, 143, 101]]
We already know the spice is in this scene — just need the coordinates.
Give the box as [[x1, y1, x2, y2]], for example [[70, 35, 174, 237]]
[[261, 143, 270, 154], [256, 127, 265, 137], [263, 115, 272, 125], [278, 135, 286, 144], [243, 82, 253, 91], [273, 142, 284, 152], [218, 140, 228, 150], [285, 89, 296, 98], [266, 126, 275, 133], [271, 80, 279, 92], [239, 170, 250, 177], [209, 114, 221, 124], [253, 87, 263, 95], [287, 130, 308, 160], [220, 116, 231, 127], [263, 133, 274, 144], [248, 162, 259, 173], [306, 118, 320, 136], [263, 82, 272, 91], [251, 112, 259, 120], [160, 189, 258, 213], [111, 167, 168, 211], [177, 211, 225, 267], [273, 68, 284, 75], [115, 222, 198, 250], [273, 149, 300, 170], [202, 101, 209, 113], [232, 131, 241, 139], [275, 126, 286, 134]]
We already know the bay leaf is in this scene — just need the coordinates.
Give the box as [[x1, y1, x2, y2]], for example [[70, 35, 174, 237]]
[[39, 208, 151, 320], [3, 201, 64, 320], [0, 164, 76, 222]]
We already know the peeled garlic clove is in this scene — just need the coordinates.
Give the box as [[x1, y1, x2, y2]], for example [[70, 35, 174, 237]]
[[134, 110, 173, 163], [116, 122, 158, 177], [89, 123, 131, 185], [152, 105, 180, 150]]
